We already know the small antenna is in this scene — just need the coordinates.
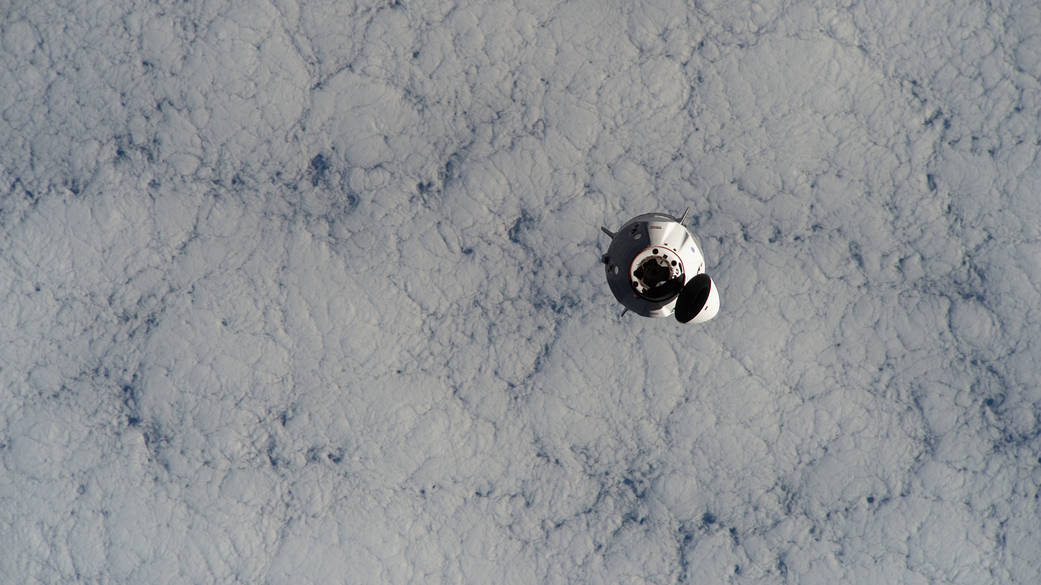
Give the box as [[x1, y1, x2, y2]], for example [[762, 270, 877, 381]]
[[601, 226, 616, 238], [677, 207, 690, 224]]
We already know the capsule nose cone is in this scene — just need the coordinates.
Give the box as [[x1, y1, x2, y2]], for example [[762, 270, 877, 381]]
[[675, 274, 720, 323]]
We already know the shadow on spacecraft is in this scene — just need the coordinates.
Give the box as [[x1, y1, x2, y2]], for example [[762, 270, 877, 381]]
[[601, 209, 720, 323]]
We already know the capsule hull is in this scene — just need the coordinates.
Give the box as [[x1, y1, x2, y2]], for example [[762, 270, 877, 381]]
[[601, 212, 718, 323]]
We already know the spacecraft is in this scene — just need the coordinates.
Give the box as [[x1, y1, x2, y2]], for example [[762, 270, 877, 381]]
[[601, 209, 719, 323]]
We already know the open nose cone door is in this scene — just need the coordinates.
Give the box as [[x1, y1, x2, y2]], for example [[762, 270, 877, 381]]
[[675, 273, 720, 323]]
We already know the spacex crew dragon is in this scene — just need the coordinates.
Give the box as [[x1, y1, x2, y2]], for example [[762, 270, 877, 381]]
[[601, 209, 720, 323]]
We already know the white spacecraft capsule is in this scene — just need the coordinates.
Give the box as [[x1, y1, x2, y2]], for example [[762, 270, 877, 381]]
[[601, 209, 720, 323]]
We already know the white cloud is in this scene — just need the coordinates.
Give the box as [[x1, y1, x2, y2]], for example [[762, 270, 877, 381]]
[[1, 0, 1039, 583]]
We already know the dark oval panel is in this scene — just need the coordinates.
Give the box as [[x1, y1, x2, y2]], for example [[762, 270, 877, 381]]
[[675, 274, 712, 323]]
